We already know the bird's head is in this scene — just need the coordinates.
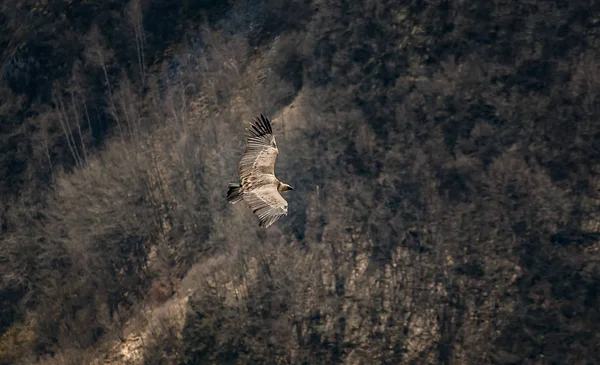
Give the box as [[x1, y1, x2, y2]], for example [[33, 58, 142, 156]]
[[278, 182, 294, 193]]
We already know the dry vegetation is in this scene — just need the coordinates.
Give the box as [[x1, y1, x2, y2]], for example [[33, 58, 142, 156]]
[[1, 0, 600, 364]]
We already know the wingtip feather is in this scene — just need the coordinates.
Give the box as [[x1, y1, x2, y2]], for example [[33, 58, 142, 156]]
[[247, 113, 273, 137]]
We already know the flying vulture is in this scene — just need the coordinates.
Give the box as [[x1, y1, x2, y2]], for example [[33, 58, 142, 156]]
[[227, 114, 294, 228]]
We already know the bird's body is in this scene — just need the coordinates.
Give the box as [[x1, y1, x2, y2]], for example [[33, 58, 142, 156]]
[[227, 114, 294, 228]]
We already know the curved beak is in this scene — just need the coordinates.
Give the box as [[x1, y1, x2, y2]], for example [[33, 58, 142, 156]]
[[288, 185, 294, 191]]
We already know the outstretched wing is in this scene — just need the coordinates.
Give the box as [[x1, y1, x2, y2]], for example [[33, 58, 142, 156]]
[[243, 184, 288, 228], [239, 114, 278, 184]]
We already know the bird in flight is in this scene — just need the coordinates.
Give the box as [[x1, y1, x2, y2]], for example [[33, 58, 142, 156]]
[[227, 114, 294, 228]]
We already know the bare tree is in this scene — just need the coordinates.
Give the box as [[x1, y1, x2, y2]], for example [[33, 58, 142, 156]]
[[126, 0, 147, 85], [52, 84, 83, 167], [83, 24, 126, 144]]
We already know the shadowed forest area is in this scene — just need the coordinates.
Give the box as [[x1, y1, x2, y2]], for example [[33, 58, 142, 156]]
[[1, 0, 600, 364]]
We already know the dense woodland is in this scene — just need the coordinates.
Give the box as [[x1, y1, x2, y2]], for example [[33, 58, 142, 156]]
[[1, 0, 600, 364]]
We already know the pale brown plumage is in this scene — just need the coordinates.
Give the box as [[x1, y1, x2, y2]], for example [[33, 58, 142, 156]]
[[226, 114, 294, 228]]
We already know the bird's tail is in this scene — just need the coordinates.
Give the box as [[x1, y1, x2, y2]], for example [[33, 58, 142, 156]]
[[227, 183, 243, 204]]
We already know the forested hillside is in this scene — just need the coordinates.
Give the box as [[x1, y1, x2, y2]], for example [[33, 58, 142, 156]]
[[1, 0, 599, 364]]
